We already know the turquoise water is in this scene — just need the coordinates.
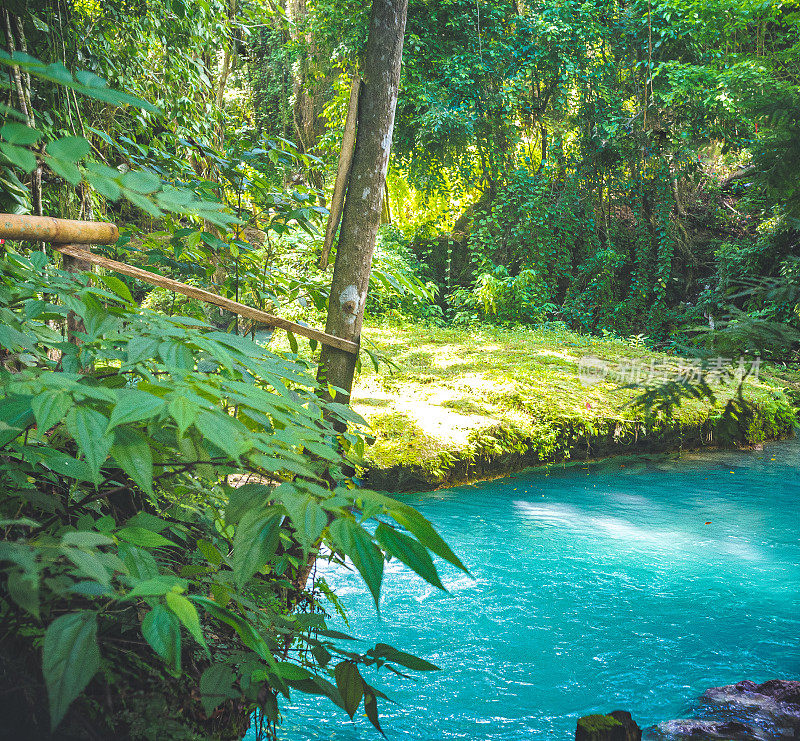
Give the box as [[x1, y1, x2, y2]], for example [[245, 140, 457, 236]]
[[271, 441, 800, 739]]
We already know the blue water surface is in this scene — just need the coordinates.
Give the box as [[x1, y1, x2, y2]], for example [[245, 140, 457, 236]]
[[266, 440, 800, 740]]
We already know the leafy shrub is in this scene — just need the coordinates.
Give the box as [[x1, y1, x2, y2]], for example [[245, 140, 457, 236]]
[[0, 250, 465, 739]]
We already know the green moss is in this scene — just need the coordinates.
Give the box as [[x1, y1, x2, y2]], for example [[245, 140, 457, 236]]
[[351, 321, 798, 491], [577, 714, 623, 733]]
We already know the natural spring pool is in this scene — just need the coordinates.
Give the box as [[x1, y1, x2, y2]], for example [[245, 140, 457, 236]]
[[267, 440, 800, 740]]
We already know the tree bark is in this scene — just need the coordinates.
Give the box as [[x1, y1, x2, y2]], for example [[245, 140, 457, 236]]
[[317, 0, 408, 404]]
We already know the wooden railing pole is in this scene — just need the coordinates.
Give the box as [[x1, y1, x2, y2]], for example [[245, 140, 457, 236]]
[[0, 214, 119, 244], [0, 214, 358, 356], [61, 245, 91, 346]]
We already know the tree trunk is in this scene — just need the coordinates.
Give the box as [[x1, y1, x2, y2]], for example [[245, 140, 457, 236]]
[[317, 0, 408, 404]]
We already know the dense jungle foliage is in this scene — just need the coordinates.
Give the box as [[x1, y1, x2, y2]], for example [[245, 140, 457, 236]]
[[0, 0, 799, 738]]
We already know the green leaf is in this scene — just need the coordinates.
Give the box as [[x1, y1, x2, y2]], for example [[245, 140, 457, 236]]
[[370, 643, 439, 671], [195, 409, 251, 459], [142, 604, 181, 673], [389, 504, 469, 574], [225, 483, 272, 525], [165, 591, 209, 655], [0, 394, 34, 446], [7, 569, 39, 618], [43, 612, 100, 730], [111, 428, 154, 497], [364, 693, 384, 736], [168, 395, 199, 437], [61, 532, 114, 548], [280, 489, 328, 552], [0, 142, 37, 172], [31, 390, 72, 432], [85, 167, 122, 200], [197, 539, 222, 566], [122, 169, 161, 194], [334, 661, 364, 720], [190, 596, 272, 662], [328, 519, 384, 609], [47, 136, 90, 162], [47, 156, 81, 184], [65, 406, 112, 480], [276, 662, 312, 681], [128, 575, 186, 597], [61, 546, 111, 586], [231, 510, 283, 589], [107, 390, 167, 431], [0, 323, 34, 351], [95, 274, 134, 304], [1, 122, 42, 145], [199, 663, 238, 713], [119, 544, 159, 579], [374, 523, 444, 590], [116, 526, 175, 548]]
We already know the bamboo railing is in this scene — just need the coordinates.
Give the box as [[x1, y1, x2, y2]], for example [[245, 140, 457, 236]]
[[0, 214, 357, 354]]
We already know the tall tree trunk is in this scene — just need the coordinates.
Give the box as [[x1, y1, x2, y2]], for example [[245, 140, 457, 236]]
[[317, 0, 408, 405]]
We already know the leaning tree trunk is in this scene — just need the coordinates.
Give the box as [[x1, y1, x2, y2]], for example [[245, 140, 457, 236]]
[[317, 0, 408, 404]]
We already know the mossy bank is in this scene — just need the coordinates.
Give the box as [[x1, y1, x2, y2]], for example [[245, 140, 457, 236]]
[[350, 322, 799, 492]]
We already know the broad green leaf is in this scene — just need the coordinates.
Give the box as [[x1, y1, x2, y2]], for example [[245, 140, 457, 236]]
[[231, 510, 283, 589], [35, 451, 94, 482], [61, 532, 114, 548], [46, 136, 90, 162], [107, 390, 167, 430], [195, 409, 251, 459], [95, 274, 134, 304], [328, 519, 384, 609], [0, 323, 33, 350], [279, 489, 328, 551], [1, 122, 42, 145], [165, 591, 209, 655], [122, 169, 161, 194], [190, 596, 272, 662], [116, 526, 175, 548], [0, 142, 37, 172], [65, 406, 112, 479], [199, 663, 238, 713], [43, 612, 100, 730], [334, 661, 363, 720], [197, 540, 222, 566], [388, 503, 469, 574], [119, 544, 159, 579], [31, 390, 72, 433], [85, 167, 122, 200], [111, 428, 154, 497], [225, 483, 272, 525], [374, 523, 444, 590], [158, 339, 193, 370], [369, 643, 439, 671], [128, 575, 186, 597], [7, 569, 39, 618], [276, 662, 313, 681], [168, 395, 199, 436], [0, 394, 34, 446], [47, 156, 81, 184], [61, 546, 111, 586], [142, 604, 181, 673], [364, 693, 384, 735]]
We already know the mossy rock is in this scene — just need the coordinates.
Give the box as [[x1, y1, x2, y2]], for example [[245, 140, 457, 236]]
[[576, 711, 642, 741], [576, 714, 623, 740]]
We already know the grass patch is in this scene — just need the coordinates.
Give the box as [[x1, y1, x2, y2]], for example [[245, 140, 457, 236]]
[[350, 321, 800, 491]]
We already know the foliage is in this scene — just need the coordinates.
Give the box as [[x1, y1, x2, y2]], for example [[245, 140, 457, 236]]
[[0, 249, 466, 737]]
